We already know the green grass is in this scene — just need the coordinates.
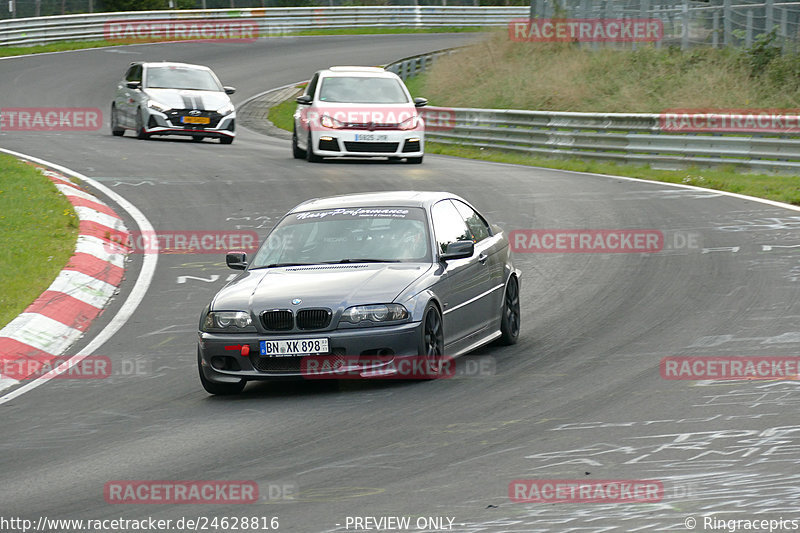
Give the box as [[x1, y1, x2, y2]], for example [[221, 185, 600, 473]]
[[0, 155, 79, 329], [424, 143, 800, 206], [0, 40, 119, 58], [268, 96, 299, 132]]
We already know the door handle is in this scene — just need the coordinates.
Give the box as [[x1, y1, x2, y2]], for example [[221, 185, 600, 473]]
[[478, 253, 488, 264]]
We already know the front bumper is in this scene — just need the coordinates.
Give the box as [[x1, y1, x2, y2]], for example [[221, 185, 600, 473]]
[[311, 130, 423, 158], [198, 320, 422, 382], [145, 109, 236, 139]]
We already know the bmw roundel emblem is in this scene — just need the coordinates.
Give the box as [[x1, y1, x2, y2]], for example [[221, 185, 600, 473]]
[[292, 298, 302, 305]]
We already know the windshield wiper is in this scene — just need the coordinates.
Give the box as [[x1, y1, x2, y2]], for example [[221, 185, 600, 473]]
[[251, 262, 319, 269], [323, 258, 400, 264]]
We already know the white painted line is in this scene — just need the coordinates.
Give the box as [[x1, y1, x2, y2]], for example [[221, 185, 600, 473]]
[[0, 149, 158, 404], [0, 313, 83, 355], [73, 205, 124, 227], [53, 183, 99, 202], [0, 376, 21, 389], [47, 270, 116, 309], [75, 235, 127, 268]]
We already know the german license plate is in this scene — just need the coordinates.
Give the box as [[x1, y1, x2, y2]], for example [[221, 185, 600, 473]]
[[260, 338, 329, 357], [354, 134, 388, 142], [182, 116, 210, 124]]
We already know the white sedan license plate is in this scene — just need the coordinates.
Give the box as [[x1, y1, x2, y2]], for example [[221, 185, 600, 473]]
[[260, 338, 329, 357], [354, 134, 388, 142]]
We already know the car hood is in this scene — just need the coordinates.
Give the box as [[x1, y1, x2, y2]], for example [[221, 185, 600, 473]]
[[144, 88, 231, 112], [211, 263, 431, 313]]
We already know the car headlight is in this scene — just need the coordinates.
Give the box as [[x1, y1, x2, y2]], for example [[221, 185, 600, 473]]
[[320, 114, 344, 129], [202, 311, 256, 332], [341, 304, 408, 324], [147, 100, 170, 113], [218, 103, 234, 116], [398, 114, 420, 130]]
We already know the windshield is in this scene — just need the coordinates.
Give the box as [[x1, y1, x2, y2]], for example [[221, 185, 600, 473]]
[[251, 207, 431, 268], [145, 66, 222, 91], [318, 76, 410, 104]]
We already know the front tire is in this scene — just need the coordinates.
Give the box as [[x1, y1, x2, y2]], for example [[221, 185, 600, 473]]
[[220, 136, 234, 145], [135, 108, 150, 140], [198, 350, 245, 395], [292, 127, 306, 159], [110, 104, 124, 136], [306, 133, 322, 163], [417, 303, 444, 378], [498, 275, 520, 345], [406, 155, 423, 164]]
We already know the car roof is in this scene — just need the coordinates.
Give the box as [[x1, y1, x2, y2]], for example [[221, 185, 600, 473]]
[[290, 191, 468, 212], [317, 66, 399, 79], [133, 61, 212, 71]]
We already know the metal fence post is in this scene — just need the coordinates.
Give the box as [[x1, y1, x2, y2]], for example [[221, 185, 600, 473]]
[[765, 0, 774, 33], [712, 11, 719, 48], [681, 0, 689, 50], [723, 0, 731, 46], [746, 10, 753, 48]]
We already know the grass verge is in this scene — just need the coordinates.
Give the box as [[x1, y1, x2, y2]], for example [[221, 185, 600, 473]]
[[0, 27, 480, 59], [0, 155, 79, 329], [265, 94, 800, 206], [0, 40, 117, 58]]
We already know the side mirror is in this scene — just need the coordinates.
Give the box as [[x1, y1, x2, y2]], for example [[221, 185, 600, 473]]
[[224, 86, 236, 95], [413, 97, 428, 108], [226, 251, 248, 270], [126, 81, 141, 90], [440, 240, 474, 261], [296, 94, 312, 105]]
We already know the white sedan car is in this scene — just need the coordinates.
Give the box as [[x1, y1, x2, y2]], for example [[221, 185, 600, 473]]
[[293, 66, 427, 163], [111, 61, 236, 144]]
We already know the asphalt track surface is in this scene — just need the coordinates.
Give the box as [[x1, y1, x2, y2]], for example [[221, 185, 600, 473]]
[[1, 34, 799, 533]]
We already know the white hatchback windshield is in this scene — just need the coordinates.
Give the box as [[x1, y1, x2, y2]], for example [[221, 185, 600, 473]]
[[145, 66, 221, 91], [318, 77, 409, 104]]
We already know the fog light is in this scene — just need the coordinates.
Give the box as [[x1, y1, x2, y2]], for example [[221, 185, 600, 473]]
[[320, 136, 333, 141]]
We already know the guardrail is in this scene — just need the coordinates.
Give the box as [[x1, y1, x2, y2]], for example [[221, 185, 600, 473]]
[[0, 6, 526, 47], [2, 2, 800, 50], [386, 52, 800, 173]]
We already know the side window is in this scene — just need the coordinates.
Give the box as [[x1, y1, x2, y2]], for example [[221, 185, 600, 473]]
[[453, 200, 491, 243], [125, 64, 142, 83], [306, 73, 319, 100], [431, 200, 472, 255]]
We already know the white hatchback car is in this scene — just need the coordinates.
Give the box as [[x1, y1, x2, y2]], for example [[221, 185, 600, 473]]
[[111, 61, 236, 144], [292, 66, 427, 163]]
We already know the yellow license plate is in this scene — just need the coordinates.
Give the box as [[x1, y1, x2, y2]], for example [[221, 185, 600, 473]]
[[182, 116, 210, 124]]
